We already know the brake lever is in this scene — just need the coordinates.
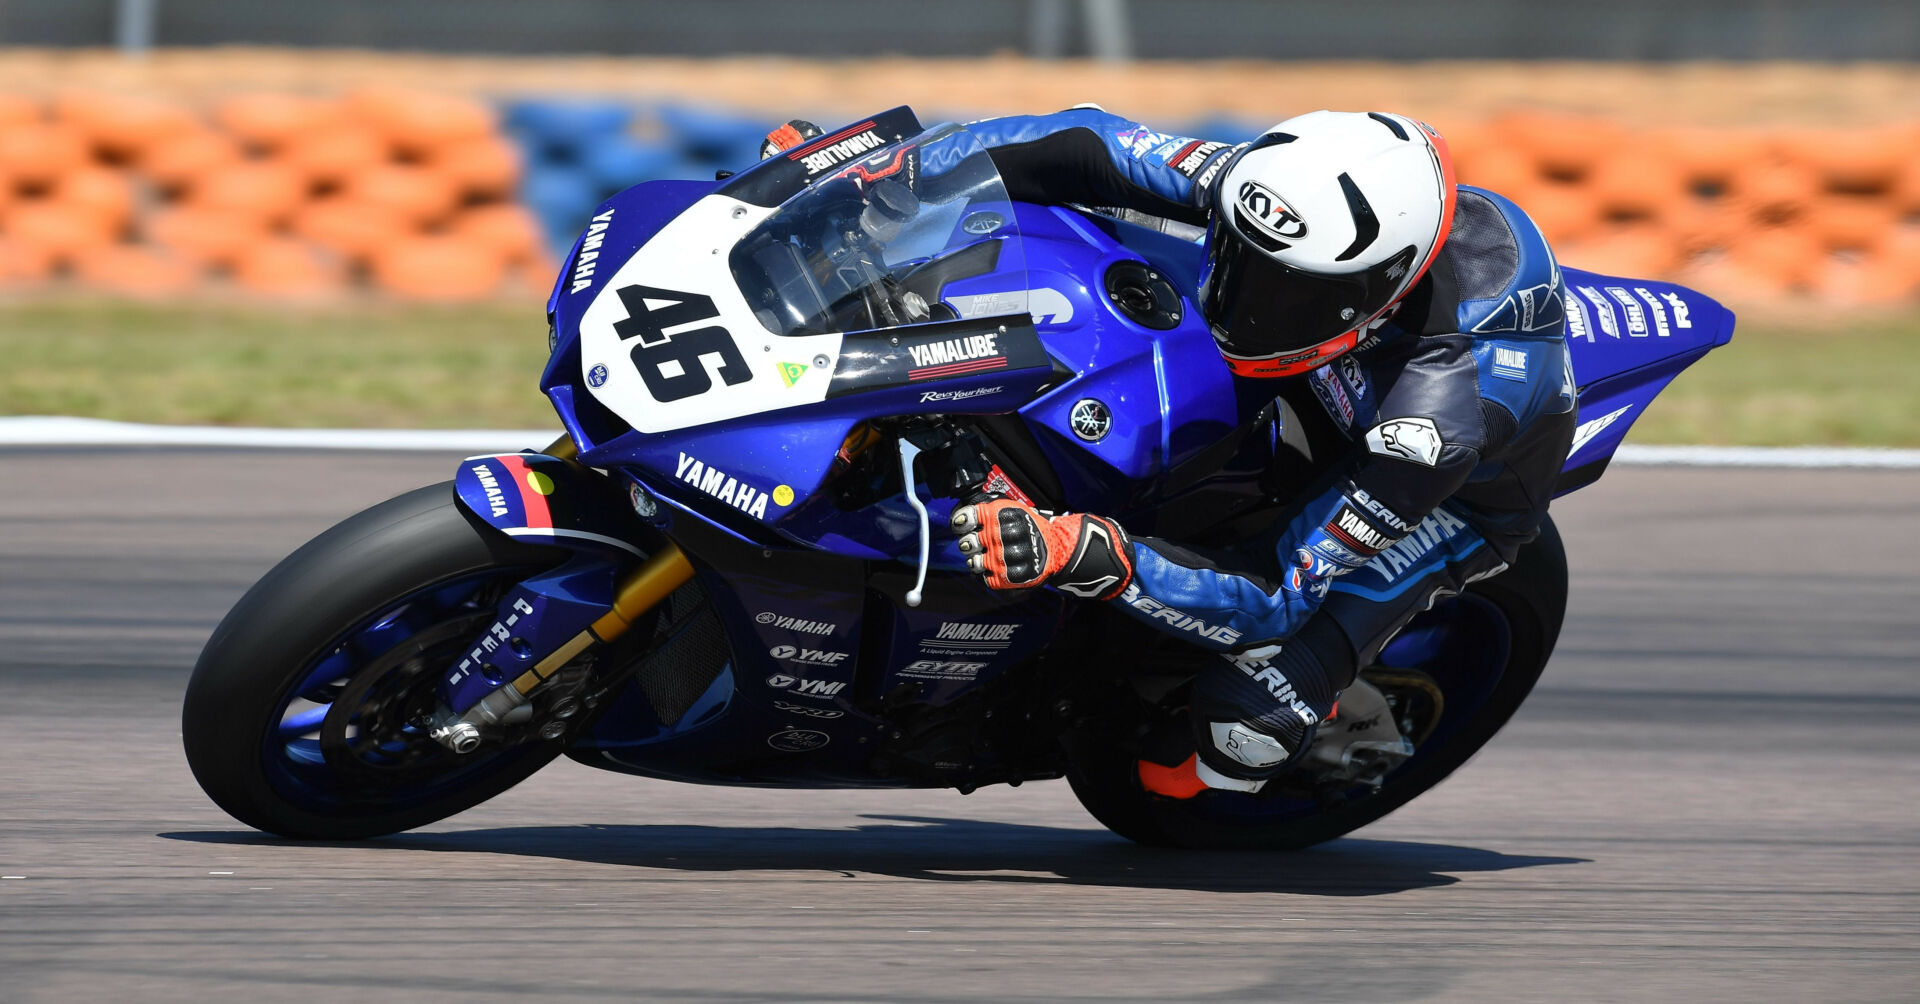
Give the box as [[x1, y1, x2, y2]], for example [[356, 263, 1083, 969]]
[[897, 438, 930, 607]]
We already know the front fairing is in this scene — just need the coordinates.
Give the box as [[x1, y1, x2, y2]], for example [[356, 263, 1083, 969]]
[[542, 108, 1060, 546]]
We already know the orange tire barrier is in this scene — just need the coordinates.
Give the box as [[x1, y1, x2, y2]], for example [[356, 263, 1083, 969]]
[[146, 206, 268, 268], [1, 89, 1917, 306], [233, 238, 346, 299], [372, 236, 508, 301]]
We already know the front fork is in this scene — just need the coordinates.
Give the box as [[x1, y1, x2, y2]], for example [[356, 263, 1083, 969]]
[[429, 435, 696, 753]]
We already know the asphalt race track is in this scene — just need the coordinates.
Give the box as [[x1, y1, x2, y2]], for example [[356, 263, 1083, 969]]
[[2, 448, 1915, 1002]]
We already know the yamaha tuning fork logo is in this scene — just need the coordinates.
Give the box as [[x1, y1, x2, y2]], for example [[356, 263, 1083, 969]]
[[1069, 399, 1111, 442]]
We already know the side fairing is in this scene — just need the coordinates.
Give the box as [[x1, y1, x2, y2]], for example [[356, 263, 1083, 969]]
[[1556, 267, 1735, 488]]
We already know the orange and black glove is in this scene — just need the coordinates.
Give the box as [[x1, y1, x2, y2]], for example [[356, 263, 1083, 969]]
[[951, 498, 1134, 600]]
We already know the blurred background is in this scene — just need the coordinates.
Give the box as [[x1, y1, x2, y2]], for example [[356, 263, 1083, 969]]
[[0, 0, 1915, 442]]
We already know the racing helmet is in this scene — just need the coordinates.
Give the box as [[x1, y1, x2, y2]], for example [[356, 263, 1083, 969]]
[[1198, 110, 1456, 378]]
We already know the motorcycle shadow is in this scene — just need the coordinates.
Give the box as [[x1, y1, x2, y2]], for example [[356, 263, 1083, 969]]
[[163, 815, 1584, 897]]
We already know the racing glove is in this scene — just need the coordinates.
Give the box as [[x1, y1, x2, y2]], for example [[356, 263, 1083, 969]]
[[951, 498, 1134, 600]]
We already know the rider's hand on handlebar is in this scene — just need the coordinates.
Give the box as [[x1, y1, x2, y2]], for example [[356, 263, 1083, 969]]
[[951, 498, 1135, 601]]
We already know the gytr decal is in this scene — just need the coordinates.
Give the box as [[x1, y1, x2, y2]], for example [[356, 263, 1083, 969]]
[[755, 611, 836, 635], [1118, 583, 1243, 646], [1367, 417, 1444, 467], [568, 208, 615, 294], [676, 452, 777, 519], [789, 122, 887, 175], [765, 673, 847, 699], [899, 659, 988, 680], [769, 644, 850, 666], [1363, 507, 1470, 582], [906, 331, 1004, 381]]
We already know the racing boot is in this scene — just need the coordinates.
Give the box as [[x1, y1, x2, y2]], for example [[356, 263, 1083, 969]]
[[1139, 617, 1351, 798]]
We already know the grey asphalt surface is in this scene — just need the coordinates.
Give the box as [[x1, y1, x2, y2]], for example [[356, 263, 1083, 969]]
[[1, 448, 1916, 1002]]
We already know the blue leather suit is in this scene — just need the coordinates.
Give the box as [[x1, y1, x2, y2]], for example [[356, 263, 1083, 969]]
[[971, 108, 1579, 774]]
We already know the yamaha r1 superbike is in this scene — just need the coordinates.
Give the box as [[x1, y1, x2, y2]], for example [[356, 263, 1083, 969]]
[[183, 109, 1733, 848]]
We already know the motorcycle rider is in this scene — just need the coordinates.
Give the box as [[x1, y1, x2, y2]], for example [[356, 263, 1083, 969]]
[[771, 107, 1578, 796]]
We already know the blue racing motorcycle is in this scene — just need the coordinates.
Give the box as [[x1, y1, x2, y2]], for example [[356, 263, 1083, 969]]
[[183, 108, 1733, 848]]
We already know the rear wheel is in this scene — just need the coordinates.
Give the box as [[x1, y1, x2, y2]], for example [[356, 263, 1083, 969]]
[[1065, 518, 1568, 850], [182, 483, 634, 840]]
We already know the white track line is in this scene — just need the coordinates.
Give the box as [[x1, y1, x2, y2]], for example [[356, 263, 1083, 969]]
[[3, 416, 1918, 468], [1614, 445, 1920, 469], [0, 416, 554, 452]]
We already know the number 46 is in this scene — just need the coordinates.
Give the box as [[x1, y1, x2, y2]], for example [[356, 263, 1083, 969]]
[[612, 284, 753, 403]]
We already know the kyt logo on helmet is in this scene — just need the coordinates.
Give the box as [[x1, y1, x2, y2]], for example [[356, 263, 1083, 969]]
[[1234, 180, 1309, 249], [1200, 110, 1457, 379]]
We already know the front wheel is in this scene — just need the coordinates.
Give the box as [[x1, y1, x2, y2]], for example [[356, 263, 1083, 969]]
[[1065, 517, 1569, 850], [183, 483, 596, 840]]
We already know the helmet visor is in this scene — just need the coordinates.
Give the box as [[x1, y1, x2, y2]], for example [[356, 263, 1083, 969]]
[[1199, 209, 1416, 375]]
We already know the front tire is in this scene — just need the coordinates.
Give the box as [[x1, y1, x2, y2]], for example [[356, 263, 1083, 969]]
[[1066, 517, 1569, 850], [183, 483, 578, 840]]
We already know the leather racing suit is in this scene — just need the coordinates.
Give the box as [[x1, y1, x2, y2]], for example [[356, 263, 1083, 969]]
[[969, 107, 1579, 783]]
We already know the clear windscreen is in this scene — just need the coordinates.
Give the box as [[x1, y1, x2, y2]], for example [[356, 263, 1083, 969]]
[[728, 123, 1025, 337]]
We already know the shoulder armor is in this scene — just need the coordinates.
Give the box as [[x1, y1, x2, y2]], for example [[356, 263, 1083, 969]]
[[1451, 185, 1565, 340]]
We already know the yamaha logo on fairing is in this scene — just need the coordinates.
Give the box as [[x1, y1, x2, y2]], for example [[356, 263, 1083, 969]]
[[1235, 180, 1308, 250], [1069, 399, 1111, 442], [470, 464, 508, 517], [568, 208, 616, 294], [755, 611, 836, 635]]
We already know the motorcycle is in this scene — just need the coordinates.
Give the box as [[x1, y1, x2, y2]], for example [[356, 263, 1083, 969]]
[[183, 109, 1733, 849]]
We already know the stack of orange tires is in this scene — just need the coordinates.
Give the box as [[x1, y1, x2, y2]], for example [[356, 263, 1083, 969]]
[[0, 87, 546, 300], [1448, 111, 1920, 306], [0, 89, 1916, 306]]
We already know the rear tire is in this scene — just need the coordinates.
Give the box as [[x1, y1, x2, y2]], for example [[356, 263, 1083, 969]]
[[1066, 518, 1568, 850], [183, 483, 579, 840]]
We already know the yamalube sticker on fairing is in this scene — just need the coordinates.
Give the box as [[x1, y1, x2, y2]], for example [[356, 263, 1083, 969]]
[[578, 195, 845, 434]]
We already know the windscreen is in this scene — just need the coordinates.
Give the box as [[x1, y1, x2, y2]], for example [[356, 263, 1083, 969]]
[[727, 123, 1025, 338]]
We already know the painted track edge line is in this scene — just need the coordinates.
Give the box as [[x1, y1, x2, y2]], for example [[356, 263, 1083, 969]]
[[0, 417, 555, 452], [2, 417, 1918, 468]]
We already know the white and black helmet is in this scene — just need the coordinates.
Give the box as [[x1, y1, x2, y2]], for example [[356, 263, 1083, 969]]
[[1199, 110, 1457, 379]]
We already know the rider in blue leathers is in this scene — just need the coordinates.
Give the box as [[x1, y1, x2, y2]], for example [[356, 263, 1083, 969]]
[[839, 106, 1577, 795]]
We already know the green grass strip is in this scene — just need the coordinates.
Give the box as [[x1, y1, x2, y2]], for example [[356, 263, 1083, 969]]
[[1, 299, 1914, 446]]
